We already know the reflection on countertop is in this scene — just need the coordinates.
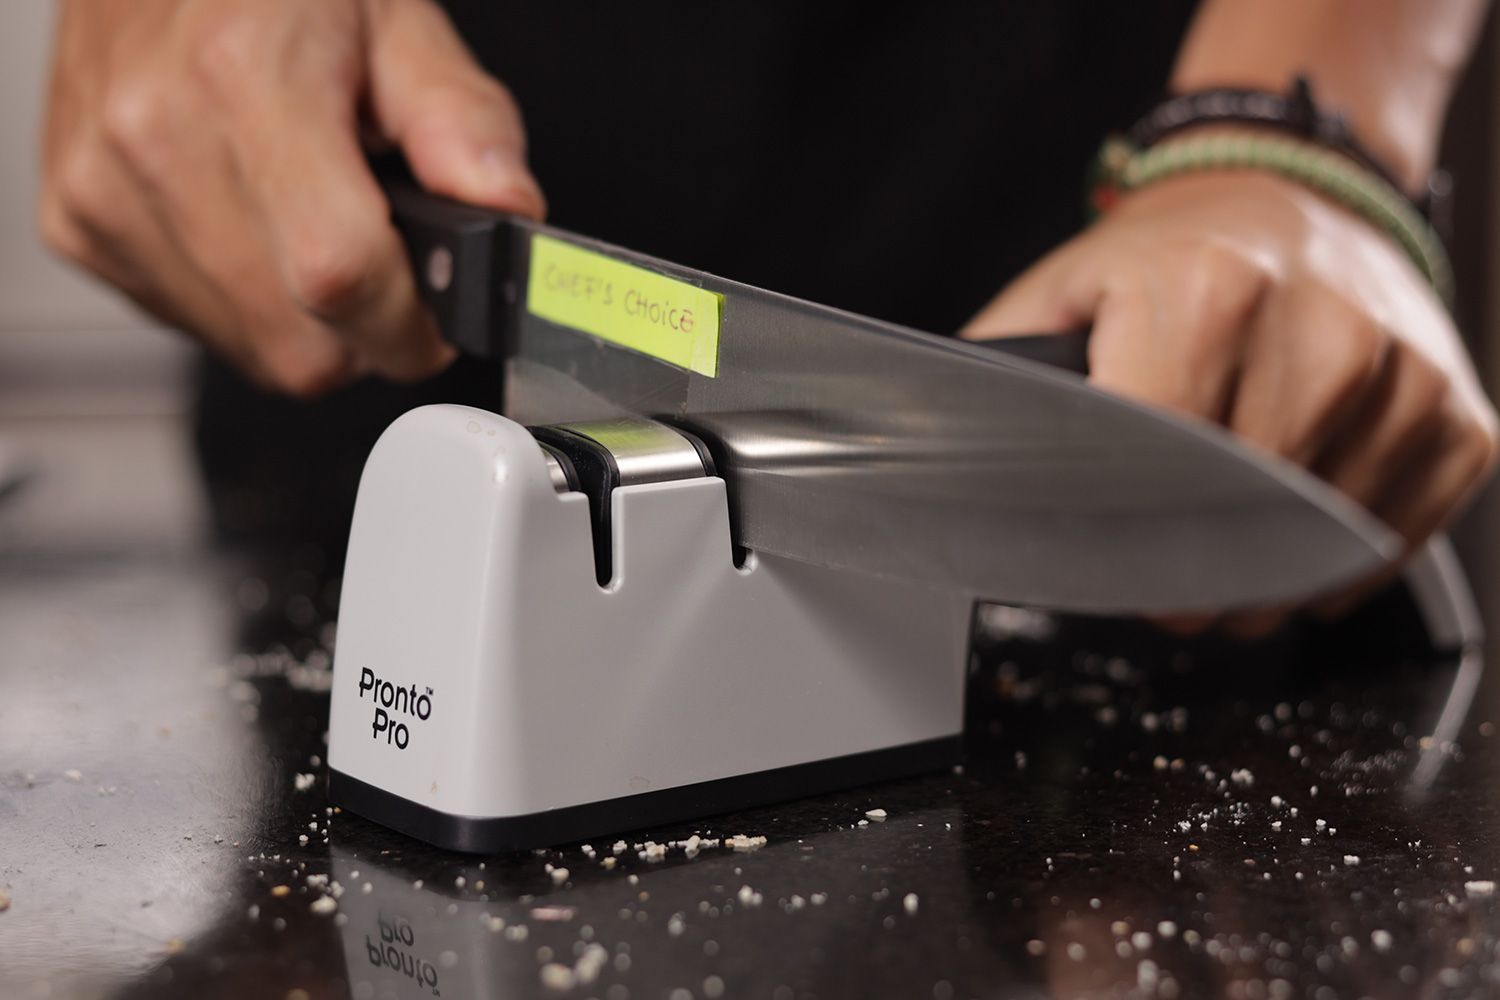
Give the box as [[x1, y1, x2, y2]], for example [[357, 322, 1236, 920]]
[[3, 412, 1500, 1000]]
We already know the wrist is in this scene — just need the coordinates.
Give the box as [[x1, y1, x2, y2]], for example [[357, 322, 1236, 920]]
[[1089, 130, 1454, 307]]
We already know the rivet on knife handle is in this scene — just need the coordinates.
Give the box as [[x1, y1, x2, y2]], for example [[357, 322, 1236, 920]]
[[385, 183, 516, 361]]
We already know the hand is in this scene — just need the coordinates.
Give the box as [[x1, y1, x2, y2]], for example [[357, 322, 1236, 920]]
[[963, 170, 1499, 631], [39, 0, 544, 397]]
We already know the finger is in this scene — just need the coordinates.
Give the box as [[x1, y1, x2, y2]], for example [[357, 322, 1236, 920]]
[[959, 242, 1099, 339], [1226, 284, 1389, 465], [233, 106, 449, 383], [1312, 348, 1449, 515], [1088, 243, 1268, 422], [1148, 611, 1222, 636], [1219, 606, 1293, 640], [1370, 398, 1498, 546], [1303, 353, 1467, 621], [365, 0, 546, 218], [1308, 412, 1490, 624]]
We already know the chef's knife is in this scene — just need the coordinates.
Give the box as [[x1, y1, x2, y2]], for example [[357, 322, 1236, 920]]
[[384, 184, 1401, 614]]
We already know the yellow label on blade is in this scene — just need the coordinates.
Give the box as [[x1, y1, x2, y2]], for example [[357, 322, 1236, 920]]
[[526, 234, 721, 377]]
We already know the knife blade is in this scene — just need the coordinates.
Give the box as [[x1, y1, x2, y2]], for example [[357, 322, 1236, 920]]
[[385, 184, 1401, 614]]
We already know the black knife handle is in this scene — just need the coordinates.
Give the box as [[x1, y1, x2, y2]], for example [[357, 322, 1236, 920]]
[[975, 329, 1091, 376], [385, 182, 516, 361]]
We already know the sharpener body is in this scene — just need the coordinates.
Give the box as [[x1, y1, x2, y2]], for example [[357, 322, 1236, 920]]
[[328, 404, 970, 851]]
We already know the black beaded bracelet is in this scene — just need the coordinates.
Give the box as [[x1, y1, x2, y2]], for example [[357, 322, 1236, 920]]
[[1127, 75, 1449, 228]]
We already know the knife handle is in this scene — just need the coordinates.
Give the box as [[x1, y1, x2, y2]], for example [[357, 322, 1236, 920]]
[[384, 181, 517, 361], [974, 329, 1091, 376]]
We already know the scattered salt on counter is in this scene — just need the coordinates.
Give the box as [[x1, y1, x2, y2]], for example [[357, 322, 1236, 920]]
[[539, 963, 575, 992]]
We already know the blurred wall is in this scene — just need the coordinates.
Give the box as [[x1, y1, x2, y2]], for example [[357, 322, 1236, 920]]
[[0, 2, 189, 416]]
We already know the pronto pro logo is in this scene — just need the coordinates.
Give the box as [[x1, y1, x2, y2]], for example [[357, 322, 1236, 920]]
[[357, 668, 433, 750]]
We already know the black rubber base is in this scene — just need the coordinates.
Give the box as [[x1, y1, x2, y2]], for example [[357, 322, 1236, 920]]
[[329, 735, 962, 853]]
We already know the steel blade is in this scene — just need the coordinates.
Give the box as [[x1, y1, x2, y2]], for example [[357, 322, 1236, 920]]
[[498, 243, 1398, 614]]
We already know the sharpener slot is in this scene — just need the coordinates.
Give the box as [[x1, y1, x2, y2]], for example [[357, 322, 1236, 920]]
[[656, 417, 752, 570], [529, 419, 713, 586], [537, 442, 580, 494]]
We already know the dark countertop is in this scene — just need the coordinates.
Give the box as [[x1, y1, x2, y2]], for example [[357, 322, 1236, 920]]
[[4, 413, 1500, 1000]]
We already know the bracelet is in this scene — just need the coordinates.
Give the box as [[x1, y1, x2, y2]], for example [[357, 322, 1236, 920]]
[[1124, 76, 1450, 228], [1129, 77, 1405, 198], [1089, 133, 1455, 308]]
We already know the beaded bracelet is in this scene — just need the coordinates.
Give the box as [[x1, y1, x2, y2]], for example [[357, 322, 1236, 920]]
[[1089, 133, 1455, 308]]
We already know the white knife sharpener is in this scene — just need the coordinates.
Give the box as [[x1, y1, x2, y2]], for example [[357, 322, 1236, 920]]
[[328, 403, 971, 852]]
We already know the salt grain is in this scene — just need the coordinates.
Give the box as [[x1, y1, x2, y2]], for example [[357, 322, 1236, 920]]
[[865, 809, 888, 821], [1464, 880, 1496, 898], [575, 943, 609, 985], [539, 963, 576, 991], [1371, 929, 1393, 952], [903, 893, 919, 915], [309, 896, 337, 915], [550, 867, 570, 885], [293, 773, 316, 792]]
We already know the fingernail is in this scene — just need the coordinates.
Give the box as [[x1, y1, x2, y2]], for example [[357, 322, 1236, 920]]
[[479, 149, 545, 217]]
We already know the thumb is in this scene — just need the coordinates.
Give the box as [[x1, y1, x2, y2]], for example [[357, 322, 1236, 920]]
[[959, 241, 1100, 340], [363, 0, 546, 219]]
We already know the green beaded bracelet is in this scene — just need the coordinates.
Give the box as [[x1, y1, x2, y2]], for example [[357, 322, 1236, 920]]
[[1090, 133, 1455, 308]]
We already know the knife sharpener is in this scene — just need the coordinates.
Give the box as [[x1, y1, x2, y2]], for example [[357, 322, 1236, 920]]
[[327, 402, 1483, 852], [328, 403, 971, 852]]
